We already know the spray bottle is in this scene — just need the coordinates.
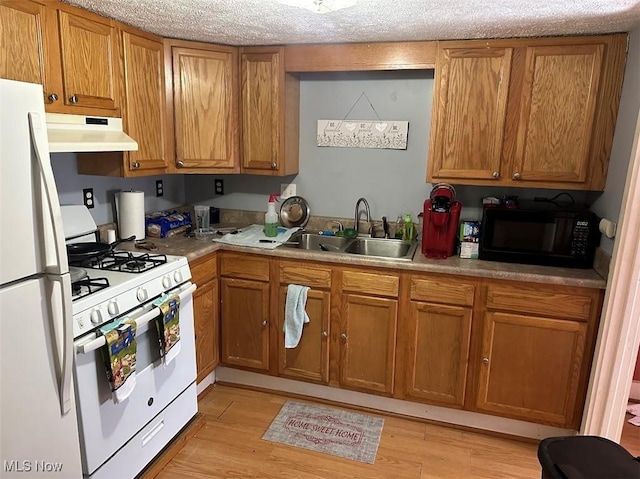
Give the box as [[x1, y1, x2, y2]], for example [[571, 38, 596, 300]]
[[264, 194, 280, 237]]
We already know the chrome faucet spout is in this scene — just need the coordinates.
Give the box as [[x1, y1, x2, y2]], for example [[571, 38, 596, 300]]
[[354, 197, 371, 235]]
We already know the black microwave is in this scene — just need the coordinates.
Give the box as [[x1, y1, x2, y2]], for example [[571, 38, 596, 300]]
[[479, 204, 601, 268]]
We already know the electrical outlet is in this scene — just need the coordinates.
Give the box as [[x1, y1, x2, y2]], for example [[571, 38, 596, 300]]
[[156, 179, 164, 197], [214, 178, 224, 195], [82, 188, 94, 209], [280, 183, 296, 199]]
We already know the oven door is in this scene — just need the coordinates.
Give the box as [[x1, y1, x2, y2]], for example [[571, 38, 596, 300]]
[[73, 282, 197, 476]]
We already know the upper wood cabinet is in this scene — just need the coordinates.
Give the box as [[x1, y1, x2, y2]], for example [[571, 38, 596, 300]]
[[240, 46, 300, 176], [166, 40, 239, 173], [1, 0, 121, 116], [77, 26, 169, 177], [428, 34, 627, 190]]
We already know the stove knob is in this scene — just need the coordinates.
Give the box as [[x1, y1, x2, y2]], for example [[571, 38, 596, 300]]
[[137, 288, 148, 302], [162, 276, 172, 289], [107, 301, 119, 316], [173, 271, 183, 283], [90, 310, 102, 325]]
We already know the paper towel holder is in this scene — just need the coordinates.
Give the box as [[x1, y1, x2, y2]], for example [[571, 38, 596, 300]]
[[115, 190, 146, 240]]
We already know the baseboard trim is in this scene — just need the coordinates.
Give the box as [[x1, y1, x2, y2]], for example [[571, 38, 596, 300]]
[[215, 366, 574, 440], [629, 380, 640, 401], [197, 371, 216, 396]]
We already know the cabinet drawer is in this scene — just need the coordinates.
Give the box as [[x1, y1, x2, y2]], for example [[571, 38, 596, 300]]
[[486, 283, 595, 321], [280, 262, 331, 289], [410, 277, 474, 306], [220, 253, 270, 281], [342, 270, 398, 298], [189, 253, 217, 286]]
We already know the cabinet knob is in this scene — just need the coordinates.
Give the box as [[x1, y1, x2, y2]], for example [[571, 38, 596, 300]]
[[271, 162, 277, 169], [69, 94, 79, 104], [321, 331, 328, 338], [132, 161, 140, 169], [340, 333, 347, 342], [48, 93, 59, 102], [482, 357, 489, 364], [512, 172, 521, 180], [261, 320, 268, 327], [492, 171, 499, 179], [176, 160, 185, 168]]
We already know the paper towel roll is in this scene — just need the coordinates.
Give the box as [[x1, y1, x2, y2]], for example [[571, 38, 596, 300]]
[[116, 191, 145, 240]]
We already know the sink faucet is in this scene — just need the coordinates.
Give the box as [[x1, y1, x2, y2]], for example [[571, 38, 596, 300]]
[[354, 197, 371, 235]]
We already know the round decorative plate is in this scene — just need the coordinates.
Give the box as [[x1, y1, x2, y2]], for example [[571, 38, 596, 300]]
[[280, 196, 311, 228]]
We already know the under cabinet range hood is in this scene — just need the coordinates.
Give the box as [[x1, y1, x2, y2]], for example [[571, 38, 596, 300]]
[[45, 113, 138, 153]]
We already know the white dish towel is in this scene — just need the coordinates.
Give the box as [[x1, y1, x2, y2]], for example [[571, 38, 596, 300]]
[[284, 284, 310, 348]]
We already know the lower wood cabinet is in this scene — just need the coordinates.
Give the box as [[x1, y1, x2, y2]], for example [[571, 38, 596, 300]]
[[215, 252, 604, 428], [475, 281, 603, 428], [189, 253, 219, 383], [277, 262, 332, 384], [219, 253, 270, 371], [338, 269, 399, 396]]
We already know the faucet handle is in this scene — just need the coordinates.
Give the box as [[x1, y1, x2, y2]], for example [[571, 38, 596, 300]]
[[330, 220, 344, 232]]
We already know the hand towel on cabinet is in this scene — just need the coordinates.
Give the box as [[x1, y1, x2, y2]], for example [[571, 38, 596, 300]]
[[284, 284, 310, 348]]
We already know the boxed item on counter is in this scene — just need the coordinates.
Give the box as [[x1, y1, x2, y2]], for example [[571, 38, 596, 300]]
[[459, 220, 480, 259], [145, 210, 192, 238]]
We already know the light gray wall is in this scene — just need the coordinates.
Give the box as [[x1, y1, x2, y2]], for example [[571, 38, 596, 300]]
[[52, 152, 186, 225], [185, 70, 591, 225], [591, 26, 640, 255]]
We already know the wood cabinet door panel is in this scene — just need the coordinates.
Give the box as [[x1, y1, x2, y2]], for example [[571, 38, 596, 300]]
[[193, 279, 218, 383], [58, 11, 118, 110], [241, 51, 279, 172], [429, 46, 512, 181], [173, 47, 236, 169], [340, 294, 397, 395], [476, 311, 586, 427], [278, 287, 330, 383], [220, 277, 269, 371], [514, 44, 603, 183], [122, 31, 167, 172], [0, 1, 46, 86], [405, 302, 472, 406]]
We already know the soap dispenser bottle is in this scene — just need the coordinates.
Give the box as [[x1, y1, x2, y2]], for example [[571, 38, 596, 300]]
[[264, 194, 279, 237]]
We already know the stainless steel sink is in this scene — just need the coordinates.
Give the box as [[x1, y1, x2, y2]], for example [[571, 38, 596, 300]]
[[343, 237, 418, 260], [281, 232, 352, 251], [279, 232, 418, 260]]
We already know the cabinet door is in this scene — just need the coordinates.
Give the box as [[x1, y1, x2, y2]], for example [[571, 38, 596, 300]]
[[172, 46, 238, 171], [122, 31, 168, 173], [512, 44, 604, 184], [193, 279, 219, 383], [405, 302, 472, 407], [278, 286, 330, 384], [241, 50, 280, 172], [428, 45, 512, 182], [0, 1, 47, 87], [476, 311, 587, 427], [57, 11, 119, 111], [339, 293, 397, 395], [220, 277, 270, 371]]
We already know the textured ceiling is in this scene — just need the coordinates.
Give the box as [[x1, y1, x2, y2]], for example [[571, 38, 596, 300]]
[[63, 0, 640, 46]]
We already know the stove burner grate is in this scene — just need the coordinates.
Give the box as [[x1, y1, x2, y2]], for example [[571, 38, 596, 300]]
[[71, 277, 110, 301], [75, 251, 168, 273]]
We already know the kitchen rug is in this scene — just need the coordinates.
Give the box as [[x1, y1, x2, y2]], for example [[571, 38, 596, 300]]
[[262, 400, 384, 464]]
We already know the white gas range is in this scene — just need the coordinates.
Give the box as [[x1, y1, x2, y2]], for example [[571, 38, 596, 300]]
[[62, 206, 198, 479]]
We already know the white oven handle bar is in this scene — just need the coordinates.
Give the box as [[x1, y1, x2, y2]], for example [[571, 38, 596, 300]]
[[75, 282, 197, 355]]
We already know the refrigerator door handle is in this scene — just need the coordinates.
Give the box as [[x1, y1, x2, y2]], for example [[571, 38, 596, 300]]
[[49, 272, 74, 415], [28, 111, 69, 276]]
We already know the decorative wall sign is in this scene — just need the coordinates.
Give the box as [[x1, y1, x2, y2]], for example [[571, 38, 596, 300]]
[[317, 120, 409, 150]]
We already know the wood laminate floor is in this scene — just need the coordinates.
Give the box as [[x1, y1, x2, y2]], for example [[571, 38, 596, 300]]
[[155, 385, 542, 479], [621, 414, 640, 457]]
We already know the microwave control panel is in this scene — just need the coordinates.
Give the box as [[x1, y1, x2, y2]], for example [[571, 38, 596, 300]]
[[570, 220, 592, 256]]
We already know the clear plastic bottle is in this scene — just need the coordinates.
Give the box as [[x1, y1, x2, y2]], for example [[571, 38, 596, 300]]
[[264, 194, 279, 237], [394, 215, 404, 239]]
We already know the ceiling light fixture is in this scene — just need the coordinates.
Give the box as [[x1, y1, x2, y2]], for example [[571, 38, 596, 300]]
[[276, 0, 358, 14]]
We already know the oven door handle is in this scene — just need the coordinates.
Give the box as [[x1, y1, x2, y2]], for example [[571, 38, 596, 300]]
[[75, 282, 197, 355]]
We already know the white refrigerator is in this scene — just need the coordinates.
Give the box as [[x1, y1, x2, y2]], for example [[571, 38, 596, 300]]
[[0, 79, 82, 477]]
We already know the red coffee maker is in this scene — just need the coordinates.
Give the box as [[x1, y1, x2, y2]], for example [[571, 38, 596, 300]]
[[422, 183, 462, 259]]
